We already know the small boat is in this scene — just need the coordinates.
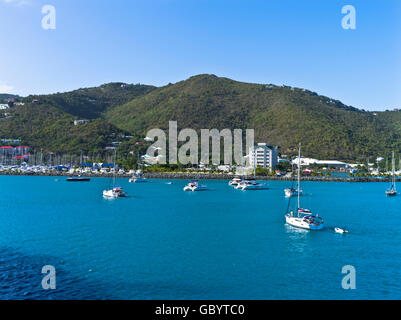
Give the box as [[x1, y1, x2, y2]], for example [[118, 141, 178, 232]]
[[166, 181, 173, 185], [129, 170, 148, 183], [235, 152, 268, 191], [103, 186, 127, 198], [284, 143, 324, 231], [236, 180, 268, 190], [334, 227, 348, 234], [228, 176, 243, 186], [386, 151, 397, 196], [284, 187, 303, 197], [183, 181, 207, 192], [67, 176, 90, 182]]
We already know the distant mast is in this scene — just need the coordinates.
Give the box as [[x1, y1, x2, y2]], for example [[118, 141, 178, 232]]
[[297, 143, 301, 215]]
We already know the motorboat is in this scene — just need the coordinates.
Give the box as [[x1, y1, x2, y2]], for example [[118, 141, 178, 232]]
[[183, 181, 207, 191], [228, 176, 243, 186], [334, 227, 348, 234], [284, 187, 303, 197], [236, 180, 268, 190], [67, 176, 90, 182], [129, 170, 148, 183]]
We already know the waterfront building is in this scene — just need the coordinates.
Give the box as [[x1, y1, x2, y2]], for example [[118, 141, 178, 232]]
[[249, 143, 278, 169], [292, 157, 347, 169]]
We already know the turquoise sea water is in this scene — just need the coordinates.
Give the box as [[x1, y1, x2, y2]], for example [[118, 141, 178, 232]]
[[0, 175, 400, 300]]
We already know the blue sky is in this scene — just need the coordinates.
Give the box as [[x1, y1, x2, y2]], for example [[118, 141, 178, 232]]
[[0, 0, 400, 111]]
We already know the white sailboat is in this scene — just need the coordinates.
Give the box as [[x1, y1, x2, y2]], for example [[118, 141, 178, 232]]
[[386, 151, 397, 196], [285, 143, 324, 230], [284, 155, 303, 197], [103, 150, 128, 198]]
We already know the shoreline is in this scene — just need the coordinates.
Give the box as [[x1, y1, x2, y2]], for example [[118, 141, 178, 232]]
[[0, 171, 398, 182]]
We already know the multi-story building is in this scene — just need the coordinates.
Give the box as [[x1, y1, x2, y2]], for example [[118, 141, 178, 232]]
[[249, 143, 278, 169]]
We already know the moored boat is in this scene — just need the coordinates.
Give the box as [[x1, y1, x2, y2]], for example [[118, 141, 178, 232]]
[[236, 179, 268, 190], [183, 181, 207, 192], [284, 187, 303, 197], [228, 176, 243, 186], [103, 149, 128, 198], [386, 151, 397, 196], [103, 186, 127, 198], [129, 170, 148, 183], [284, 143, 324, 231], [67, 176, 90, 182]]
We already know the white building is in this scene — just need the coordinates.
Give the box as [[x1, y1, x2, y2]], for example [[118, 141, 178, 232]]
[[249, 143, 278, 169], [74, 119, 90, 125], [0, 104, 9, 110], [291, 157, 348, 169], [291, 157, 318, 166]]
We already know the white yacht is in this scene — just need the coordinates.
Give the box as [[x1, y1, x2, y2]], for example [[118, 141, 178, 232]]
[[236, 179, 268, 190], [103, 186, 128, 198], [129, 170, 148, 183], [285, 144, 324, 231], [183, 181, 207, 192], [284, 187, 303, 198], [228, 176, 243, 186]]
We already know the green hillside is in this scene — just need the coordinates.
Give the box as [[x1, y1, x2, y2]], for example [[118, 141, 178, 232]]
[[1, 75, 400, 161], [0, 102, 125, 154], [24, 82, 156, 119], [105, 74, 398, 161]]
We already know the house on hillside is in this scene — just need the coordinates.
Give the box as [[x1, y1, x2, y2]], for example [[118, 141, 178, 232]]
[[0, 104, 9, 110], [74, 119, 90, 125]]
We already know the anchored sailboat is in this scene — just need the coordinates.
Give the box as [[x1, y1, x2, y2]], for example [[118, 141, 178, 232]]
[[103, 150, 127, 198], [386, 151, 397, 196], [284, 143, 324, 230]]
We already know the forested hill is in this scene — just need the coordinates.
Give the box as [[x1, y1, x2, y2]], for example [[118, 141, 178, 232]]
[[105, 74, 398, 161], [1, 75, 400, 161], [25, 82, 156, 119]]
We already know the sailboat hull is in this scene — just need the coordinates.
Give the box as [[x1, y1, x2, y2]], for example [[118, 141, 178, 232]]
[[386, 190, 397, 196], [285, 215, 324, 230]]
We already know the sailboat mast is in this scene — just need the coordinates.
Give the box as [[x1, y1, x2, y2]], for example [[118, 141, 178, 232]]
[[113, 149, 116, 186], [297, 143, 301, 215], [253, 148, 256, 178], [392, 151, 396, 189]]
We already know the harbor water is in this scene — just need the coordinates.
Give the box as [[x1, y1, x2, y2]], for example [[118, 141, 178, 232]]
[[0, 176, 400, 299]]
